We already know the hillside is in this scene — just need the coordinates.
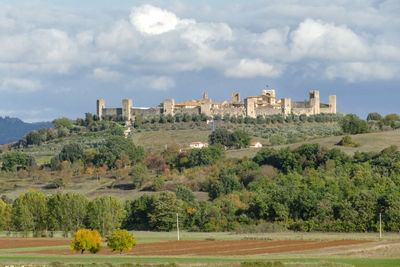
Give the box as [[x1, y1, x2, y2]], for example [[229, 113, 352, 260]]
[[0, 117, 52, 145], [226, 129, 400, 158]]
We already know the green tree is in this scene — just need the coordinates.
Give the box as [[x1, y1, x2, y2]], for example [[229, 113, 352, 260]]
[[96, 136, 145, 168], [209, 129, 230, 146], [130, 164, 149, 188], [366, 112, 383, 121], [0, 199, 12, 231], [175, 185, 195, 203], [24, 131, 42, 146], [47, 193, 89, 237], [186, 145, 224, 167], [340, 114, 369, 134], [123, 194, 155, 230], [229, 130, 251, 148], [1, 152, 35, 172], [53, 117, 73, 129], [86, 196, 125, 235], [148, 191, 184, 231], [383, 113, 400, 128], [71, 229, 101, 254], [107, 228, 137, 254], [59, 143, 83, 163], [12, 191, 48, 236]]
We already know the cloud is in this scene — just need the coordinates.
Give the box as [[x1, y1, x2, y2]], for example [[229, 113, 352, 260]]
[[131, 76, 176, 91], [130, 5, 194, 35], [0, 78, 41, 93], [325, 62, 398, 82], [225, 58, 283, 78], [91, 68, 122, 81], [290, 18, 370, 61]]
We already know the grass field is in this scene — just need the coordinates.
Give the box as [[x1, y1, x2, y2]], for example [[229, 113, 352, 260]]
[[0, 231, 399, 266]]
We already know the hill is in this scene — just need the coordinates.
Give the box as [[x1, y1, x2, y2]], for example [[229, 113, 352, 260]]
[[225, 129, 400, 158], [0, 117, 52, 145]]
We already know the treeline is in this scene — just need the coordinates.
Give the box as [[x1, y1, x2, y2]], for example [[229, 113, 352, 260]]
[[341, 112, 400, 134], [2, 143, 400, 234], [134, 113, 341, 128], [11, 115, 127, 149]]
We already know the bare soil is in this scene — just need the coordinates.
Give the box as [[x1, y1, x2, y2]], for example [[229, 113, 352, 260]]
[[12, 239, 373, 256], [0, 238, 71, 249]]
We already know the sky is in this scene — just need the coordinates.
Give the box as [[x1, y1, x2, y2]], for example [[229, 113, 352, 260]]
[[0, 0, 399, 122]]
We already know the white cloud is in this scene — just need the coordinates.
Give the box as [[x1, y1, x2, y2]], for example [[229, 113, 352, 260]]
[[0, 79, 41, 93], [91, 68, 122, 81], [325, 62, 398, 82], [131, 76, 176, 91], [181, 22, 233, 45], [290, 19, 370, 61], [130, 5, 194, 35], [225, 58, 283, 78]]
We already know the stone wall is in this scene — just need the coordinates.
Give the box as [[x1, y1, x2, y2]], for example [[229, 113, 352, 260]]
[[102, 108, 122, 116], [255, 107, 281, 116], [133, 108, 162, 118]]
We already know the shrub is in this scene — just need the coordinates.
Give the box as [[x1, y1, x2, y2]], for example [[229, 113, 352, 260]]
[[71, 229, 101, 254], [107, 228, 137, 254], [337, 136, 360, 147]]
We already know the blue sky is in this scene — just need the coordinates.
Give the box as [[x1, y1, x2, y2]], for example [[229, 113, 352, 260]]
[[0, 0, 399, 121]]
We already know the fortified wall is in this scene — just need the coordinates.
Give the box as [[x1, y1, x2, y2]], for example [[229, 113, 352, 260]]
[[96, 90, 336, 121]]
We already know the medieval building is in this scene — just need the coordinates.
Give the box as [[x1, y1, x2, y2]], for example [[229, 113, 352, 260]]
[[96, 90, 336, 121]]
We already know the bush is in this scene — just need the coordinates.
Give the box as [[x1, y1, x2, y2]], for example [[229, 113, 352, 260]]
[[71, 229, 101, 254], [107, 228, 137, 254], [337, 136, 359, 147]]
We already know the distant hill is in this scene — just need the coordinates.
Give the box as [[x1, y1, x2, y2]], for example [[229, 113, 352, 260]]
[[0, 117, 53, 145]]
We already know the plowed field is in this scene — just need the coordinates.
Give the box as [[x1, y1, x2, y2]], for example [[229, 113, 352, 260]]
[[12, 239, 372, 256], [0, 238, 71, 249]]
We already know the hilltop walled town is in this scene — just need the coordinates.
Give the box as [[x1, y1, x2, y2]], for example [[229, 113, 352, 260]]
[[96, 90, 336, 121]]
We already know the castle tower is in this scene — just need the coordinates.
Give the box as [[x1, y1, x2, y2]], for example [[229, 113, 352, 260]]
[[329, 95, 337, 114], [163, 98, 175, 115], [281, 98, 291, 117], [245, 97, 257, 118], [97, 99, 105, 120], [201, 93, 212, 117], [231, 93, 240, 103], [262, 89, 276, 104], [122, 99, 133, 121], [309, 90, 320, 115]]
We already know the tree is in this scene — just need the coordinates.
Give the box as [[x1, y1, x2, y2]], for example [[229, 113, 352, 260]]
[[53, 117, 73, 129], [209, 128, 230, 146], [340, 114, 369, 134], [12, 191, 48, 236], [0, 199, 12, 231], [107, 228, 137, 254], [96, 136, 145, 168], [366, 112, 383, 121], [47, 193, 89, 237], [86, 196, 125, 235], [186, 145, 224, 167], [175, 185, 195, 203], [148, 191, 184, 231], [59, 143, 83, 163], [71, 229, 101, 254], [229, 130, 250, 148], [383, 113, 400, 128], [24, 131, 42, 146], [1, 152, 35, 172]]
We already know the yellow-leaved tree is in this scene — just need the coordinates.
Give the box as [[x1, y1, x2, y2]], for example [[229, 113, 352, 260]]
[[71, 229, 101, 254], [107, 228, 137, 254]]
